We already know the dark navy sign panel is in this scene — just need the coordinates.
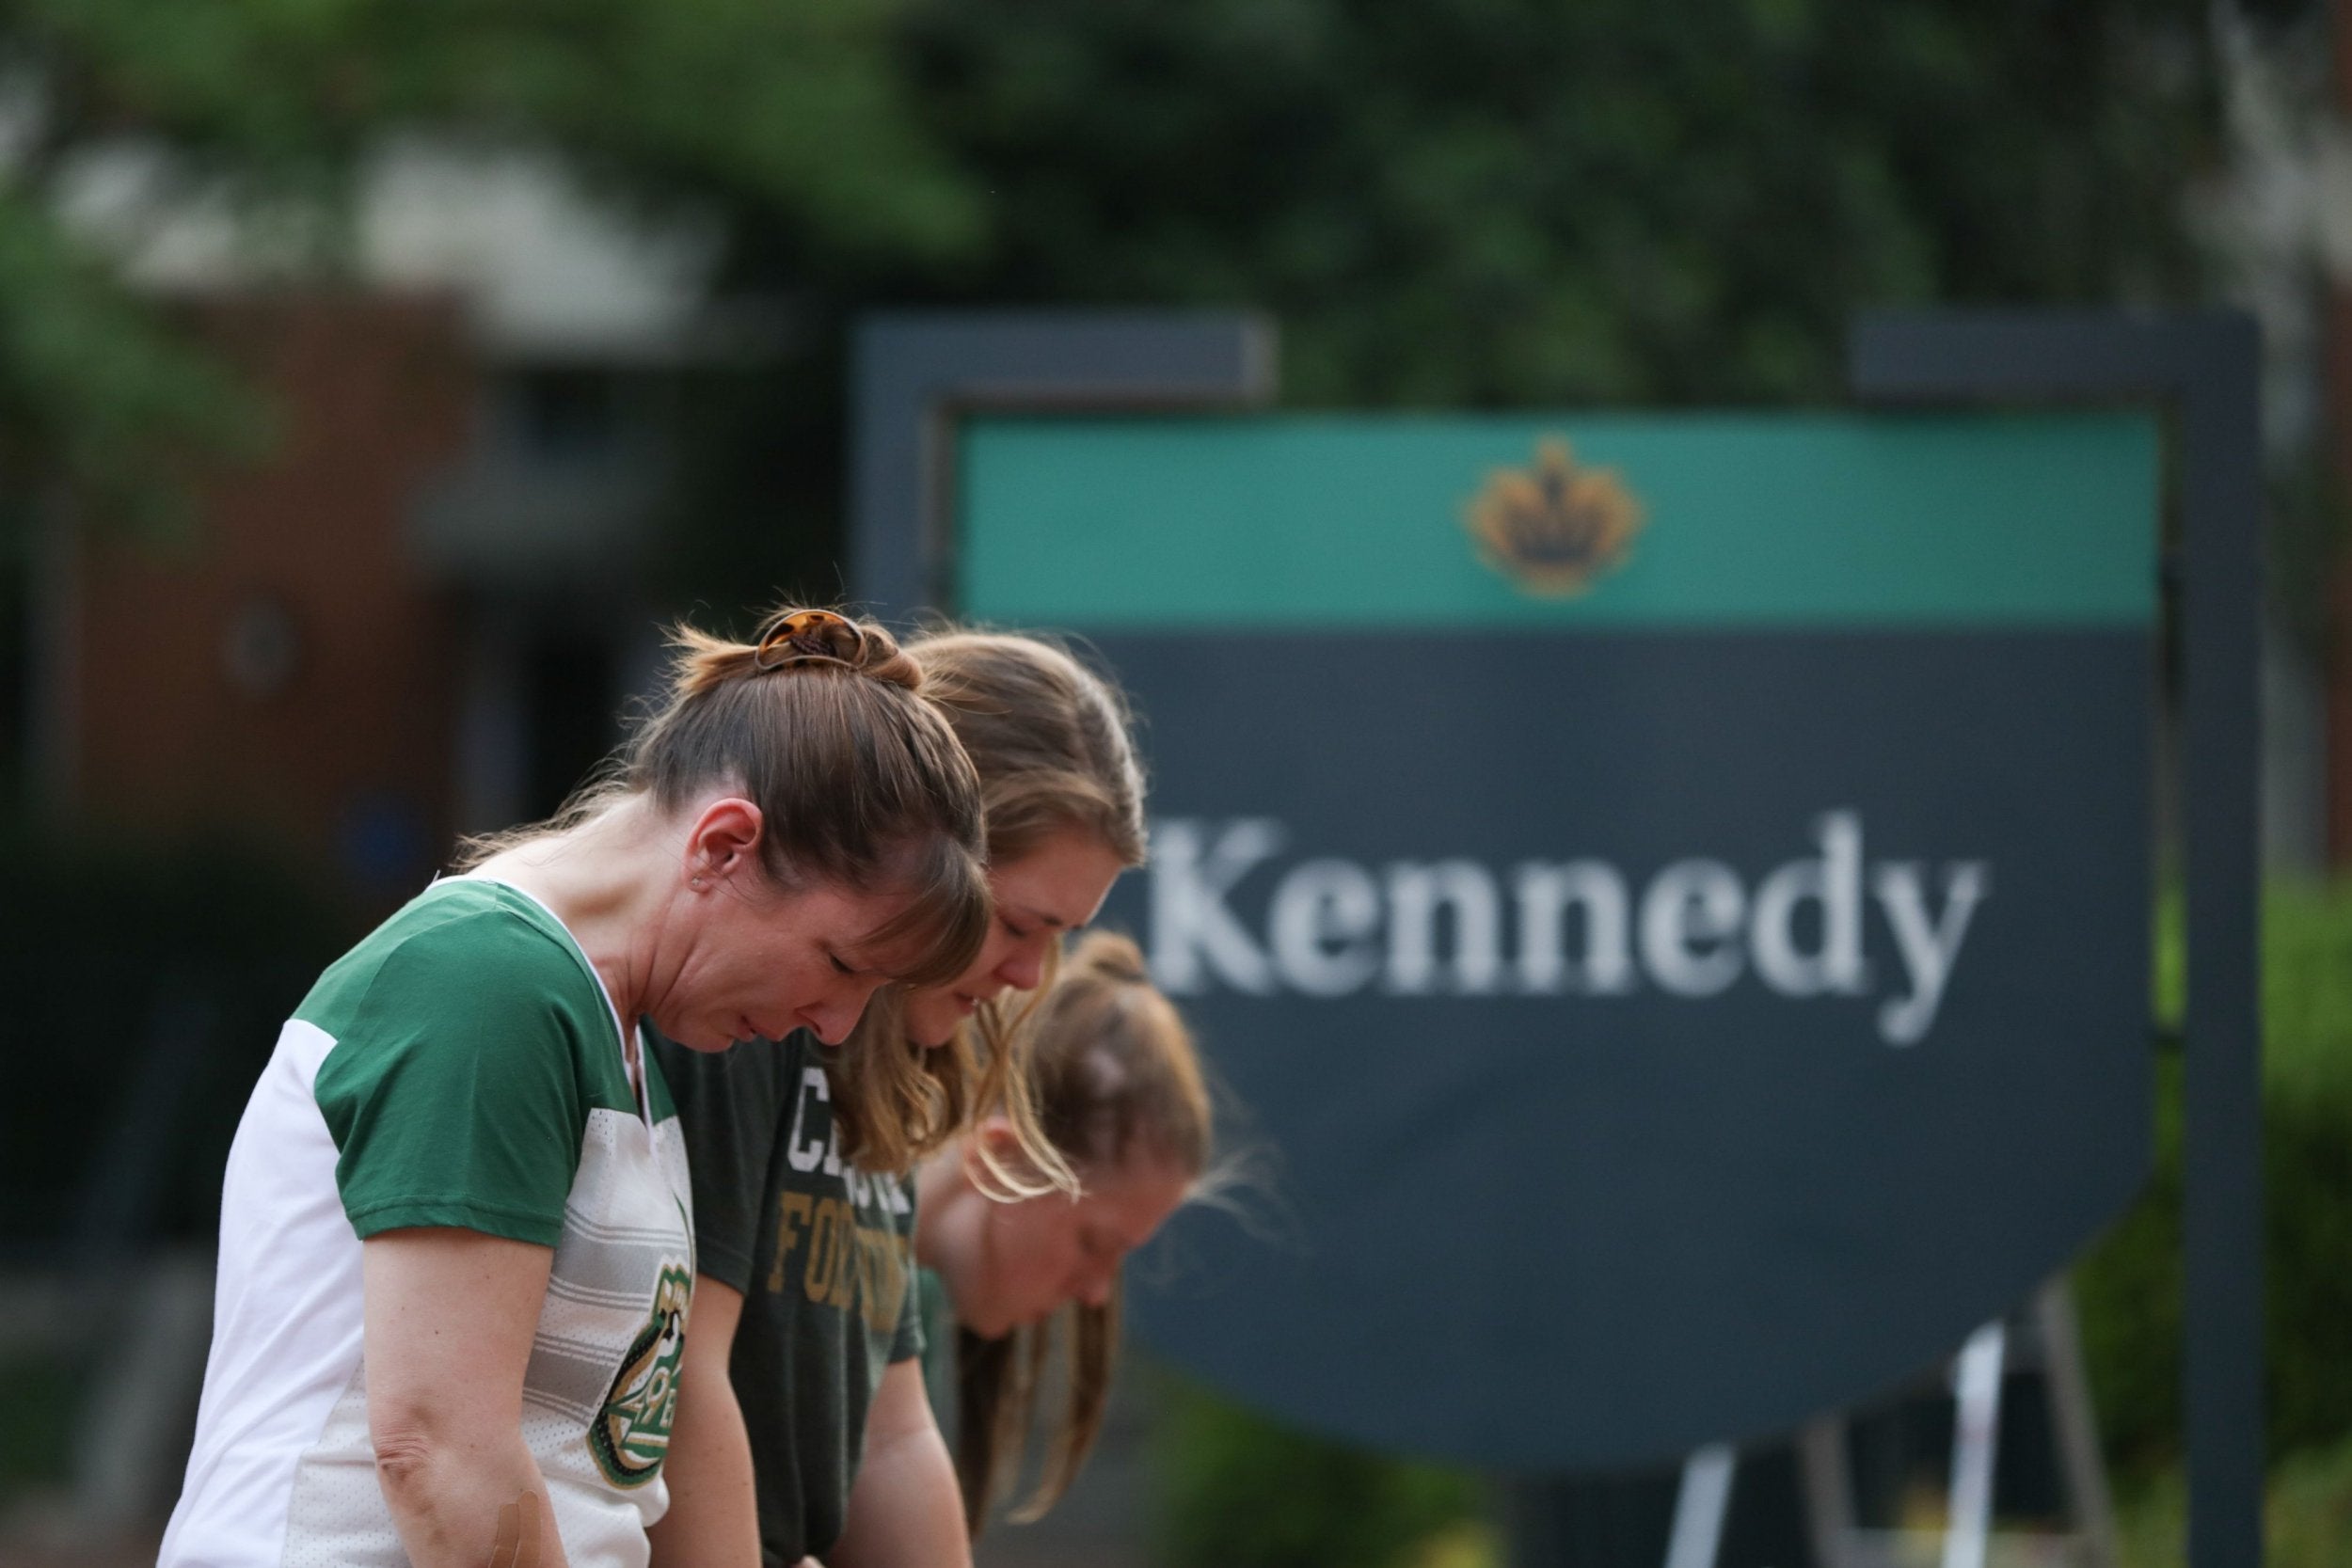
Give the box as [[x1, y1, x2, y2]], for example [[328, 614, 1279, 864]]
[[1091, 630, 2150, 1468], [951, 411, 2156, 1469]]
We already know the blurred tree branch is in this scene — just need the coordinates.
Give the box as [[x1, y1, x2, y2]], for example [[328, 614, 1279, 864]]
[[862, 0, 2230, 407], [661, 0, 2249, 614], [0, 0, 983, 538]]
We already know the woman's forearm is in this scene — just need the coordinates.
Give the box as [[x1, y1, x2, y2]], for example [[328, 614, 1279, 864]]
[[363, 1231, 572, 1568], [647, 1274, 759, 1567], [827, 1422, 968, 1568], [646, 1346, 761, 1566], [828, 1360, 970, 1568], [375, 1432, 572, 1568]]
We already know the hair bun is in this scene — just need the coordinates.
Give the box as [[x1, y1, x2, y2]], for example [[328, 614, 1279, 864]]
[[750, 608, 923, 692], [1071, 929, 1151, 985], [755, 608, 867, 669]]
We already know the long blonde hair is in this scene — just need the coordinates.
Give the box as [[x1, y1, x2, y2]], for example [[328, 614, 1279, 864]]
[[826, 629, 1148, 1180], [460, 606, 989, 987], [954, 931, 1213, 1534]]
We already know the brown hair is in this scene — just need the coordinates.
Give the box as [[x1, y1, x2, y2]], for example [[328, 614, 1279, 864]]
[[826, 629, 1149, 1179], [460, 606, 990, 989], [953, 930, 1213, 1535]]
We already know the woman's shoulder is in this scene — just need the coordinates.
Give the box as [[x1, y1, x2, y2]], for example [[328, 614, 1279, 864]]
[[299, 878, 608, 1040]]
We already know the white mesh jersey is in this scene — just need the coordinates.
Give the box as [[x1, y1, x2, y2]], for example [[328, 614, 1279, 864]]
[[162, 879, 695, 1568]]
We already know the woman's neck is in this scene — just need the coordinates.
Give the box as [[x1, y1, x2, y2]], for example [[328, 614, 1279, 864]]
[[471, 798, 681, 1026], [911, 1148, 964, 1274]]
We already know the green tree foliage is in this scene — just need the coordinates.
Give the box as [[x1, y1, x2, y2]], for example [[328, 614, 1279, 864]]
[[2076, 886, 2352, 1477], [670, 0, 2232, 613], [1154, 1374, 1484, 1568], [0, 0, 979, 531], [675, 0, 2233, 609], [0, 2, 2252, 582], [869, 0, 2219, 406], [0, 190, 262, 534], [16, 0, 977, 253]]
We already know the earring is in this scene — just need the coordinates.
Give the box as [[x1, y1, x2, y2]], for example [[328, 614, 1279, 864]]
[[691, 876, 706, 890]]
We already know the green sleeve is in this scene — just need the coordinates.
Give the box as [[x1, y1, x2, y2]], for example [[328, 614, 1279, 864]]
[[890, 1181, 929, 1366], [312, 924, 591, 1246], [913, 1264, 953, 1417]]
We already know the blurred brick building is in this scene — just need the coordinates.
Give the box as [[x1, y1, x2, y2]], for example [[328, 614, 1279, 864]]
[[66, 294, 474, 901], [28, 146, 773, 908]]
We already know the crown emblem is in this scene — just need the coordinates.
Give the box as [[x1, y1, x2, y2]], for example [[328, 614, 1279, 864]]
[[1463, 437, 1645, 596]]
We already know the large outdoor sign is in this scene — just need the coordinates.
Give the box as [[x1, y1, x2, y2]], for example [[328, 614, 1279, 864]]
[[956, 412, 2158, 1469]]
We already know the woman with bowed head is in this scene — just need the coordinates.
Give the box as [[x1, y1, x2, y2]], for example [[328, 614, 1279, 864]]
[[914, 929, 1215, 1538], [161, 608, 989, 1568], [649, 629, 1147, 1568]]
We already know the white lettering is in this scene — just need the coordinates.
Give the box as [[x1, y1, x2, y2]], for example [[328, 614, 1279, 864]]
[[1751, 811, 1871, 997], [1136, 816, 1994, 1046], [1386, 861, 1503, 993], [1639, 860, 1746, 996], [1514, 861, 1634, 993], [1269, 859, 1383, 996], [786, 1066, 831, 1174], [1151, 818, 1281, 995], [1871, 862, 1990, 1046]]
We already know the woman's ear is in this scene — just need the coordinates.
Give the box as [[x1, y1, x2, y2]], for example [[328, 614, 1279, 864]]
[[961, 1115, 1048, 1192], [685, 797, 765, 886], [964, 1109, 1077, 1194]]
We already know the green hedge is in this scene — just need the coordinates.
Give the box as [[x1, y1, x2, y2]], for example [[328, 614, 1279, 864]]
[[1152, 1370, 1484, 1568], [2075, 884, 2352, 1479], [2114, 1431, 2352, 1568]]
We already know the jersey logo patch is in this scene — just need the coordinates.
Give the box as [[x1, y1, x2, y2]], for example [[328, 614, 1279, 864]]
[[589, 1261, 691, 1487]]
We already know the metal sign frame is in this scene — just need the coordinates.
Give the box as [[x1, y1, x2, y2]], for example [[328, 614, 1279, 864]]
[[849, 307, 2264, 1568], [1851, 310, 2264, 1568]]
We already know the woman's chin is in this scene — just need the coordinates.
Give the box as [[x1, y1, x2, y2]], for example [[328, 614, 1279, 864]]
[[904, 1014, 959, 1050], [667, 1018, 739, 1053]]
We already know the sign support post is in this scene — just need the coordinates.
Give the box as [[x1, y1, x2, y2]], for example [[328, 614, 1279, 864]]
[[1851, 309, 2265, 1568], [849, 310, 1276, 621]]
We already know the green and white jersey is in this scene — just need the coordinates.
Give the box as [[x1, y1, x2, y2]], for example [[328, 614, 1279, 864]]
[[162, 878, 696, 1568]]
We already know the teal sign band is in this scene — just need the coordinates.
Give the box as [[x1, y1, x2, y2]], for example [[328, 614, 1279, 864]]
[[959, 413, 2157, 629]]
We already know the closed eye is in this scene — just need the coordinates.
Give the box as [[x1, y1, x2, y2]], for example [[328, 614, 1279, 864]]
[[828, 952, 858, 976]]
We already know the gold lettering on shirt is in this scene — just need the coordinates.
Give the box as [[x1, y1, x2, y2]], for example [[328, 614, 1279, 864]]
[[768, 1192, 914, 1336], [768, 1192, 816, 1293]]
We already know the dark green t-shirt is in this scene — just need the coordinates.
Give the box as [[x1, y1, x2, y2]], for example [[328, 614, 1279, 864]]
[[649, 1029, 923, 1566], [914, 1265, 957, 1434]]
